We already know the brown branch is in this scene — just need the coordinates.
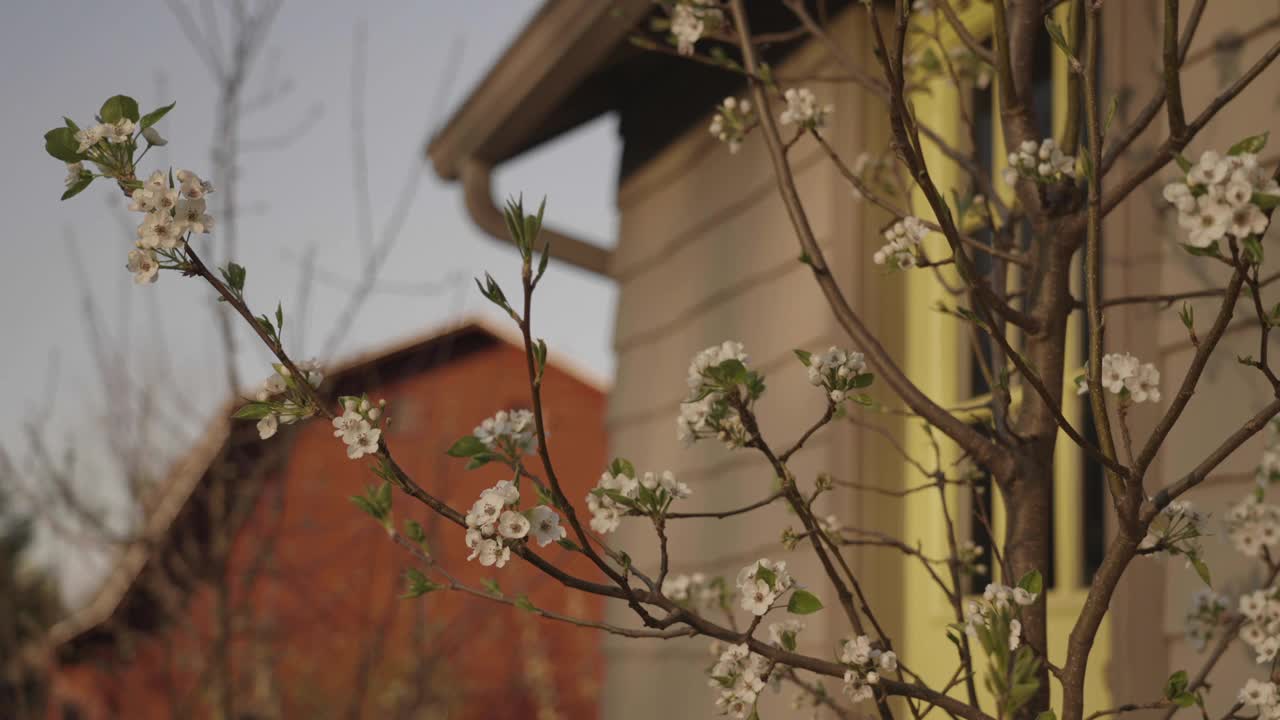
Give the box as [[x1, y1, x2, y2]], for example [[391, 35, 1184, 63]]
[[1102, 36, 1280, 216]]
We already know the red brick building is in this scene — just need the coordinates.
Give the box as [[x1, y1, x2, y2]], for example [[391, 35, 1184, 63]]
[[38, 319, 608, 720]]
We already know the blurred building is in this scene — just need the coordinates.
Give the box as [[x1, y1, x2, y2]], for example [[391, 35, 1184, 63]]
[[429, 1, 1280, 717], [37, 318, 608, 719]]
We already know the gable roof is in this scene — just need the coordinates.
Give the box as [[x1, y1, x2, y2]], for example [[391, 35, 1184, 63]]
[[31, 315, 607, 665]]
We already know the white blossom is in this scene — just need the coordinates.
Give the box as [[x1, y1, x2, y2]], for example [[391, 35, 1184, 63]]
[[126, 248, 159, 284], [174, 196, 214, 234], [257, 413, 279, 440], [1077, 352, 1160, 404], [333, 410, 371, 444], [735, 558, 793, 617], [64, 162, 84, 189], [670, 0, 720, 56], [345, 428, 381, 459], [678, 341, 753, 448], [498, 509, 531, 540], [141, 126, 167, 146], [176, 169, 214, 199], [1005, 137, 1076, 184], [1165, 148, 1279, 250], [104, 119, 134, 144], [768, 619, 804, 649], [779, 88, 833, 130], [75, 125, 106, 153], [527, 505, 566, 547], [473, 409, 537, 455], [709, 96, 754, 154], [873, 216, 928, 270]]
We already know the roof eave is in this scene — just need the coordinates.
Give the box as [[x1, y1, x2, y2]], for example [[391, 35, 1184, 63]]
[[427, 0, 651, 181]]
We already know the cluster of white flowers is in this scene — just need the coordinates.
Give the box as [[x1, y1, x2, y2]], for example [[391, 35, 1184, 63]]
[[254, 360, 324, 440], [464, 480, 521, 568], [736, 558, 794, 616], [587, 467, 691, 533], [707, 642, 777, 718], [801, 346, 870, 403], [964, 583, 1036, 651], [1240, 679, 1280, 720], [1226, 495, 1280, 558], [1183, 589, 1228, 650], [839, 635, 898, 703], [671, 0, 721, 56], [122, 169, 215, 284], [1164, 149, 1279, 249], [709, 96, 755, 154], [74, 118, 136, 152], [779, 88, 833, 130], [873, 216, 928, 269], [473, 408, 537, 457], [1238, 586, 1280, 663], [678, 341, 752, 448], [1076, 352, 1161, 403], [332, 395, 386, 460], [1139, 499, 1204, 556], [462, 480, 567, 568], [1002, 138, 1076, 187], [663, 571, 720, 608]]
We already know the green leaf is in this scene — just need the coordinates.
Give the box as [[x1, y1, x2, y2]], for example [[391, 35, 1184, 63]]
[[850, 373, 875, 389], [350, 495, 380, 520], [1103, 95, 1120, 138], [232, 402, 273, 420], [514, 594, 537, 613], [375, 481, 392, 513], [1179, 302, 1194, 331], [556, 538, 580, 552], [710, 359, 749, 385], [1242, 235, 1265, 265], [405, 519, 425, 543], [99, 94, 140, 123], [481, 578, 502, 596], [1183, 242, 1221, 258], [275, 302, 284, 334], [446, 435, 487, 458], [787, 589, 824, 615], [609, 457, 636, 479], [793, 349, 812, 366], [1173, 693, 1197, 708], [1253, 192, 1280, 210], [1043, 17, 1073, 63], [61, 173, 93, 201], [44, 127, 82, 163], [465, 453, 497, 470], [1164, 670, 1189, 699], [1190, 555, 1212, 587], [754, 565, 778, 589], [1017, 569, 1043, 595], [1174, 153, 1193, 173], [401, 568, 442, 598], [139, 101, 175, 129], [782, 631, 797, 652], [1228, 131, 1269, 156]]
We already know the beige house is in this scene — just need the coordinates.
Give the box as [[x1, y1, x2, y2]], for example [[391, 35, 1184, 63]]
[[430, 1, 1280, 716]]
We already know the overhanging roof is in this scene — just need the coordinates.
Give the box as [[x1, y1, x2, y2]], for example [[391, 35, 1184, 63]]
[[426, 1, 842, 277], [427, 0, 653, 182]]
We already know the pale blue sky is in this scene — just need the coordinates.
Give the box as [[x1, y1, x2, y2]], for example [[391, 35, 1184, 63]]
[[0, 1, 619, 596]]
